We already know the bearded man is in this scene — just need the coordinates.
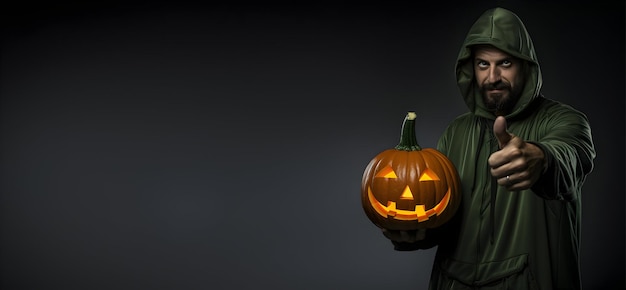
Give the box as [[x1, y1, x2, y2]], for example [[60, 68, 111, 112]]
[[383, 7, 596, 290]]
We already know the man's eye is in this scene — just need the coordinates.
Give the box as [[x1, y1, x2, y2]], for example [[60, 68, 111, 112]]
[[476, 61, 488, 68], [501, 60, 512, 67]]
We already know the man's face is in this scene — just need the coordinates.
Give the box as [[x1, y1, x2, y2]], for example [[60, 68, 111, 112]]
[[473, 45, 525, 116]]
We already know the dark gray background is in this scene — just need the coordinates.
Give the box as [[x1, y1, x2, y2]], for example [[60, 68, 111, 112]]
[[1, 1, 624, 289]]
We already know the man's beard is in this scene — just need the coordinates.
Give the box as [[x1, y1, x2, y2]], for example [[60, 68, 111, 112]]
[[481, 82, 519, 116]]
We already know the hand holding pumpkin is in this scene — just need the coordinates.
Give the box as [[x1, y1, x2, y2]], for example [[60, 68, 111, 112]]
[[381, 228, 426, 243], [488, 116, 546, 191]]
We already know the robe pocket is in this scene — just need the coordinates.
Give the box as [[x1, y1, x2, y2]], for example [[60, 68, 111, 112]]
[[438, 254, 539, 289]]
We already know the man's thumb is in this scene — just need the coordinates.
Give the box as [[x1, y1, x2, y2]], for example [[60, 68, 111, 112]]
[[493, 116, 512, 149]]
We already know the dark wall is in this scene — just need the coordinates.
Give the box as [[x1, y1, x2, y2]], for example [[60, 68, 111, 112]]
[[1, 1, 623, 289]]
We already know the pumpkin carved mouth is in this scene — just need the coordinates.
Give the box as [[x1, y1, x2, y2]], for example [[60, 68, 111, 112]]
[[367, 186, 451, 222]]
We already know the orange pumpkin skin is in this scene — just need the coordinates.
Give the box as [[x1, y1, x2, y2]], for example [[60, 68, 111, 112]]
[[361, 112, 461, 231]]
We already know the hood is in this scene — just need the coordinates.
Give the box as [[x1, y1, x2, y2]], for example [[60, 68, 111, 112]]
[[456, 7, 542, 119]]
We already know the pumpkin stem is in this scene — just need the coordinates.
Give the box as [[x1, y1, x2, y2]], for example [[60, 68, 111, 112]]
[[394, 111, 422, 151]]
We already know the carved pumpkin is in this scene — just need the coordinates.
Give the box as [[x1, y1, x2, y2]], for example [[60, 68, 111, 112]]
[[361, 112, 461, 230]]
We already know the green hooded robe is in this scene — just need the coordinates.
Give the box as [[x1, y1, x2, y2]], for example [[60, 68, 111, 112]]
[[394, 7, 596, 290]]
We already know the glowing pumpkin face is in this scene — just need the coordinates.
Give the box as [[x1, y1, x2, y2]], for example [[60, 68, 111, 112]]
[[361, 112, 461, 230]]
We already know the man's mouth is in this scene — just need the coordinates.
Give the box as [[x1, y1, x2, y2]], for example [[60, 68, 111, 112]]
[[487, 89, 505, 96]]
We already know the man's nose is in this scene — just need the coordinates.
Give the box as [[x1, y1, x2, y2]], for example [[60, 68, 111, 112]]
[[488, 67, 501, 83]]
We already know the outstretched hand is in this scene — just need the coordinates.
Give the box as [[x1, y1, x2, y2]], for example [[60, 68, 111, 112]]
[[488, 116, 546, 191]]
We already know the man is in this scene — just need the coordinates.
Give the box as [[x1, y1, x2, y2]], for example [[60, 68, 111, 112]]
[[382, 7, 596, 289]]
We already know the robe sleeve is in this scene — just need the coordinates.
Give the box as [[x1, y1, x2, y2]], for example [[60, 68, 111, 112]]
[[529, 104, 595, 200]]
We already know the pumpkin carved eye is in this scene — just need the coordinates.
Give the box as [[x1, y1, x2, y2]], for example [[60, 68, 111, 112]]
[[419, 168, 439, 181], [375, 166, 397, 178]]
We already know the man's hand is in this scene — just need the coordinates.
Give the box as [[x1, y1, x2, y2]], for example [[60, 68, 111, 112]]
[[488, 116, 546, 191], [381, 228, 426, 243]]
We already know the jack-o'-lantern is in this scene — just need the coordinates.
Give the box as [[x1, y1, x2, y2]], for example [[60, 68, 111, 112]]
[[361, 112, 461, 230]]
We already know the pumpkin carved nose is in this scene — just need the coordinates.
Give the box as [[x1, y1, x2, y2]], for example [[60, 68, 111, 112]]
[[400, 185, 414, 200]]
